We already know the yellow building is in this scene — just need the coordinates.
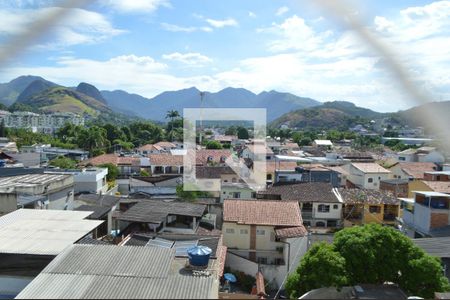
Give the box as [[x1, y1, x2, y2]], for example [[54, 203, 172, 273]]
[[339, 188, 400, 227]]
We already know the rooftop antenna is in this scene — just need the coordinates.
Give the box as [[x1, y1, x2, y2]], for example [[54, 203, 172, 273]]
[[199, 91, 205, 146]]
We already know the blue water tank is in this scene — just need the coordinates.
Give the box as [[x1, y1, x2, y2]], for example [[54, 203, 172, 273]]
[[0, 160, 5, 168], [187, 245, 212, 266]]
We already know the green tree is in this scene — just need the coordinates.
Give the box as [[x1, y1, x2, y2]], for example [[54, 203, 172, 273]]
[[225, 126, 238, 136], [49, 156, 77, 169], [237, 127, 249, 139], [176, 184, 210, 202], [166, 110, 180, 141], [98, 163, 119, 181], [140, 169, 150, 176], [103, 123, 126, 142], [205, 140, 223, 149], [286, 224, 450, 299], [286, 243, 348, 299], [77, 126, 110, 153]]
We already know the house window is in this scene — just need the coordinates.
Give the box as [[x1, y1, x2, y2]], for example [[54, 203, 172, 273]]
[[251, 192, 256, 198], [327, 220, 337, 227], [257, 257, 268, 264], [399, 157, 406, 161], [225, 228, 235, 234], [318, 204, 330, 213], [233, 192, 241, 198], [267, 174, 272, 180], [270, 232, 275, 241], [316, 221, 326, 227], [368, 178, 373, 183], [303, 221, 311, 226], [256, 229, 265, 235], [240, 229, 248, 235], [333, 204, 339, 209], [274, 258, 284, 265], [369, 206, 381, 213]]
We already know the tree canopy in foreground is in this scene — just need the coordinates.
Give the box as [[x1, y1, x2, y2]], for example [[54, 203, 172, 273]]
[[285, 224, 450, 299]]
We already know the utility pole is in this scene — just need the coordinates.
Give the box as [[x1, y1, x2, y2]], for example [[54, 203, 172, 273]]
[[199, 91, 205, 146]]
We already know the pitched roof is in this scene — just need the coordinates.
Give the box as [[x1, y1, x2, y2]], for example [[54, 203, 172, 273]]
[[275, 226, 308, 238], [74, 205, 111, 219], [195, 166, 236, 179], [338, 188, 399, 205], [137, 144, 162, 151], [266, 161, 298, 173], [154, 141, 176, 148], [223, 199, 303, 227], [413, 237, 450, 258], [393, 162, 437, 179], [76, 194, 121, 208], [196, 149, 232, 165], [16, 245, 217, 299], [259, 182, 341, 203], [149, 154, 183, 166], [116, 199, 207, 224], [351, 163, 390, 173], [422, 181, 450, 194], [84, 154, 140, 166]]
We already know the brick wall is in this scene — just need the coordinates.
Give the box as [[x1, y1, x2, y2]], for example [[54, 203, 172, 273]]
[[430, 213, 449, 229]]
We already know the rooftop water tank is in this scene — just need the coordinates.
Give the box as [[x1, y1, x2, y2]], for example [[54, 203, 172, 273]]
[[187, 245, 212, 267]]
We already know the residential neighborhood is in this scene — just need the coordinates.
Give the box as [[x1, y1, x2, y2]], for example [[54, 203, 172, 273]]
[[0, 1, 449, 299]]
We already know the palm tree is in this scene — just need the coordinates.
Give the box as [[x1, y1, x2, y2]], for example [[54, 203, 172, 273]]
[[166, 110, 180, 141]]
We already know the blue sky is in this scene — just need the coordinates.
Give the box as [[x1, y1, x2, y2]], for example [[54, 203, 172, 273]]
[[0, 0, 449, 112]]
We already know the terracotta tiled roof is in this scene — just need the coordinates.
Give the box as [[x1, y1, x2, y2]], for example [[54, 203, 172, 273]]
[[423, 181, 450, 194], [195, 166, 236, 178], [213, 135, 237, 142], [394, 162, 437, 179], [137, 144, 162, 151], [154, 141, 176, 148], [149, 154, 183, 166], [283, 142, 300, 149], [338, 188, 399, 205], [260, 182, 341, 203], [83, 154, 140, 166], [223, 199, 303, 227], [196, 149, 232, 165], [266, 161, 298, 173], [245, 145, 274, 155], [352, 163, 391, 173], [84, 153, 118, 166], [275, 226, 307, 238]]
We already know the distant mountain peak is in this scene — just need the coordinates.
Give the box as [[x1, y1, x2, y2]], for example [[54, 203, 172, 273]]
[[76, 82, 106, 103]]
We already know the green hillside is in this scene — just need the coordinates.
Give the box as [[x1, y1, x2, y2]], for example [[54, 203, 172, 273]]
[[15, 86, 110, 116]]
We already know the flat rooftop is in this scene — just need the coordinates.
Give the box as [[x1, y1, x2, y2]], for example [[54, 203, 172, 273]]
[[0, 209, 103, 255], [0, 174, 73, 193]]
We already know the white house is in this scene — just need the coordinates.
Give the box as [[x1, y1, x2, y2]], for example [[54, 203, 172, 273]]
[[46, 168, 109, 194], [345, 162, 391, 189], [397, 147, 445, 164]]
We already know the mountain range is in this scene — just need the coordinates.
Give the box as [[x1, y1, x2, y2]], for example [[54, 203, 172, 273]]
[[0, 75, 448, 130]]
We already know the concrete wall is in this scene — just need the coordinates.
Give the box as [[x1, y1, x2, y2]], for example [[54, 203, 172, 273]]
[[0, 194, 18, 216], [47, 186, 74, 210], [220, 186, 255, 203]]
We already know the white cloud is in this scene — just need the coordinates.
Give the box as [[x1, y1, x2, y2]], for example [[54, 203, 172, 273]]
[[162, 52, 212, 66], [276, 6, 289, 17], [101, 0, 171, 13], [161, 22, 212, 32], [0, 7, 124, 48], [248, 11, 256, 18], [259, 15, 326, 53], [205, 18, 238, 28]]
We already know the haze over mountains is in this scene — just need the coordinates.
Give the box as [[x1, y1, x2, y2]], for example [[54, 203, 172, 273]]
[[0, 75, 448, 129]]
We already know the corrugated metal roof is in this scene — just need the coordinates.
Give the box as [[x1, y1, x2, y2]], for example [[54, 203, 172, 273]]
[[0, 209, 103, 255], [16, 244, 218, 299], [16, 273, 216, 299], [43, 245, 173, 278], [413, 237, 450, 258]]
